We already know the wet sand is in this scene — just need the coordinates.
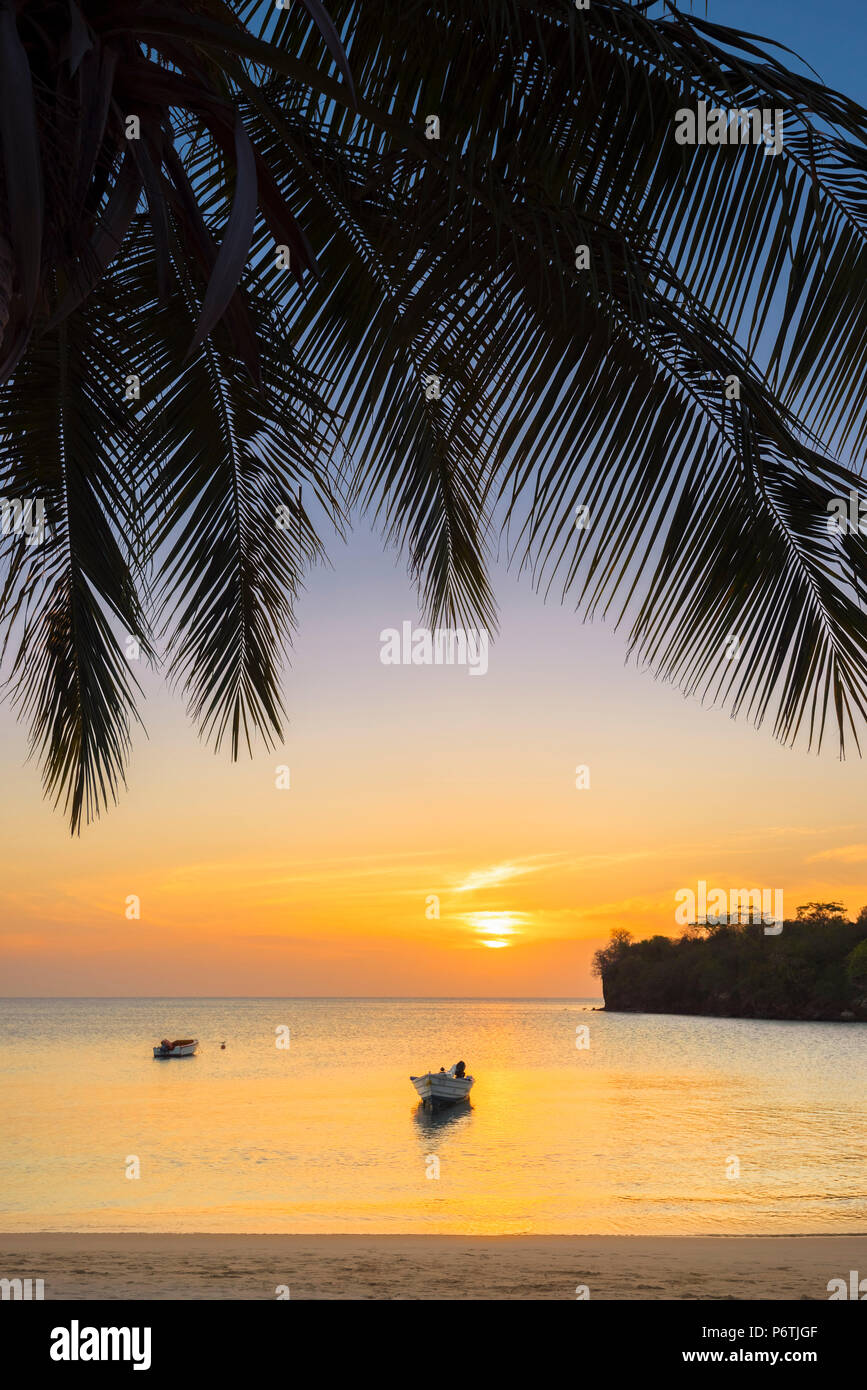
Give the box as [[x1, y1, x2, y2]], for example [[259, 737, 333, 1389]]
[[0, 1233, 863, 1300]]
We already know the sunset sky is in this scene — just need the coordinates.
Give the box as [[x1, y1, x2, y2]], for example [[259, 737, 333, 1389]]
[[2, 0, 866, 997]]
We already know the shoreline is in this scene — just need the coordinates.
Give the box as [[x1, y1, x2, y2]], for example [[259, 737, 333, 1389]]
[[2, 1233, 863, 1300], [600, 1009, 867, 1022]]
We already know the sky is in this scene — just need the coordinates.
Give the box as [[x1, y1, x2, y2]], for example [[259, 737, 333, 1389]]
[[1, 0, 866, 997]]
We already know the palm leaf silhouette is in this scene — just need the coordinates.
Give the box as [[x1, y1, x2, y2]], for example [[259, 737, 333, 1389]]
[[0, 0, 866, 831]]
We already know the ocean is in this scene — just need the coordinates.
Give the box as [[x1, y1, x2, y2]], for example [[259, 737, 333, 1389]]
[[2, 997, 865, 1234]]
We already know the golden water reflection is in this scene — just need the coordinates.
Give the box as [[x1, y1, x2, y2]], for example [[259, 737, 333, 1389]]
[[1, 999, 865, 1234]]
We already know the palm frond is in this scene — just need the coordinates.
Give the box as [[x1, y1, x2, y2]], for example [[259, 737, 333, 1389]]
[[3, 0, 867, 830], [0, 302, 151, 831]]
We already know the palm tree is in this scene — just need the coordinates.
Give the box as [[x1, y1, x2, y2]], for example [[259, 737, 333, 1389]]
[[1, 0, 867, 832]]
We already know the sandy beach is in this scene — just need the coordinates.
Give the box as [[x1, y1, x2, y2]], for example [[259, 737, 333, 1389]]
[[1, 1234, 863, 1300]]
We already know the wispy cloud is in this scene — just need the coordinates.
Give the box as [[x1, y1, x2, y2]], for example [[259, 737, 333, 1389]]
[[807, 844, 867, 864], [454, 856, 559, 893]]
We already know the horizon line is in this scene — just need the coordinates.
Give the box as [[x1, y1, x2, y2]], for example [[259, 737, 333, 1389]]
[[0, 994, 603, 1002]]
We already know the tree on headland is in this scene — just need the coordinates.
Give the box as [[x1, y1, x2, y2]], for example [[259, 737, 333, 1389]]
[[594, 906, 867, 1020], [3, 2, 867, 831], [591, 928, 633, 979]]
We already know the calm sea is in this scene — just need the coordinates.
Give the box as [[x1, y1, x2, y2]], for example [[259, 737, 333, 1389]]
[[1, 998, 865, 1234]]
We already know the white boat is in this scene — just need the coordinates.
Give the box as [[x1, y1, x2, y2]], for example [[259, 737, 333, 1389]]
[[410, 1066, 473, 1107], [153, 1038, 198, 1058]]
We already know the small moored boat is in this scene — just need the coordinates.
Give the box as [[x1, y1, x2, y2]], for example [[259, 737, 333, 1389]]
[[410, 1064, 473, 1108], [153, 1038, 198, 1058]]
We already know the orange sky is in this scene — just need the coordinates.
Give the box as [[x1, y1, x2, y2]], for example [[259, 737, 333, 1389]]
[[2, 528, 867, 995]]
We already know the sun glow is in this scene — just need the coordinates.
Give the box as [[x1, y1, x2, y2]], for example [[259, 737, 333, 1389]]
[[462, 910, 527, 948]]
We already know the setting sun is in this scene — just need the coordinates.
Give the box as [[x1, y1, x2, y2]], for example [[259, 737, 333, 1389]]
[[462, 910, 525, 948]]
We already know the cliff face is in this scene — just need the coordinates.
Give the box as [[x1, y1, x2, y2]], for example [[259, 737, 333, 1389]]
[[598, 920, 867, 1022]]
